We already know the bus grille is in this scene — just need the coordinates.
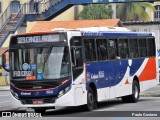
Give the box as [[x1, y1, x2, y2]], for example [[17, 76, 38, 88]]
[[11, 80, 60, 90]]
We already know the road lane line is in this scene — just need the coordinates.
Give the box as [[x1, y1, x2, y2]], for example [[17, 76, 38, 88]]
[[95, 108, 116, 111], [0, 94, 10, 97], [155, 101, 160, 102], [0, 101, 11, 104]]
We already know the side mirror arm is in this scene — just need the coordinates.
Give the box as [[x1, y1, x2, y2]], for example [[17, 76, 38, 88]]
[[2, 49, 10, 72]]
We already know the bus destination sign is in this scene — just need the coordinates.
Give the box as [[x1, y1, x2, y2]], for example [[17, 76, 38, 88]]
[[17, 35, 59, 44]]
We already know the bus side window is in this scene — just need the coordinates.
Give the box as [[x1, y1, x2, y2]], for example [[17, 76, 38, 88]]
[[129, 39, 139, 58], [147, 38, 155, 57], [70, 37, 84, 80], [71, 47, 83, 68], [96, 39, 107, 60], [118, 39, 129, 59], [108, 39, 118, 60], [84, 39, 96, 62], [138, 38, 147, 57], [75, 48, 83, 67]]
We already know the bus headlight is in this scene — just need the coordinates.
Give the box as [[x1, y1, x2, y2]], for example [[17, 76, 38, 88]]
[[15, 93, 19, 99], [11, 90, 19, 99], [58, 86, 71, 98], [58, 90, 65, 98]]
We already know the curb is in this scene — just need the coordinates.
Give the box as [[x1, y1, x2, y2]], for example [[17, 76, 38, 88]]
[[0, 86, 10, 91], [140, 94, 160, 97], [0, 106, 27, 112], [0, 107, 14, 112]]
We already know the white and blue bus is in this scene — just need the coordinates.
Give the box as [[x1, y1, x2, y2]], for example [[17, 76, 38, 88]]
[[2, 27, 159, 113]]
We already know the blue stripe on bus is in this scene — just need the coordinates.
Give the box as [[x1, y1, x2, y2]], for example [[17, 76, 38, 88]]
[[86, 58, 145, 89], [130, 59, 145, 76], [82, 32, 152, 37]]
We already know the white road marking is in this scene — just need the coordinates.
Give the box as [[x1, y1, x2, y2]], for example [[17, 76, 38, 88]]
[[0, 94, 10, 97], [155, 101, 160, 102], [0, 101, 11, 104], [95, 108, 116, 111]]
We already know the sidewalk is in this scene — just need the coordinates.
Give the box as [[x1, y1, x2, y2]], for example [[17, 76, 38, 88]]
[[140, 84, 160, 97], [0, 86, 10, 91]]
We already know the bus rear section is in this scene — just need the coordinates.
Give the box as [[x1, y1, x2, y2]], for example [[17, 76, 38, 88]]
[[70, 31, 159, 110]]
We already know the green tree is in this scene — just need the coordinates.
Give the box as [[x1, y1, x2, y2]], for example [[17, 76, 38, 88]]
[[116, 2, 155, 21], [78, 4, 113, 20]]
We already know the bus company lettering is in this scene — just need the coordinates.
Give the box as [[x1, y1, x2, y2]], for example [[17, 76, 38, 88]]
[[46, 90, 54, 94], [83, 32, 103, 36], [17, 35, 59, 44], [21, 92, 31, 96], [92, 0, 103, 3], [13, 71, 33, 77], [93, 0, 99, 2], [91, 71, 104, 80]]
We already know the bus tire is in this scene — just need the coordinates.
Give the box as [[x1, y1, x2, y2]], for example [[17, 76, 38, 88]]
[[34, 108, 46, 114], [122, 80, 140, 103], [85, 87, 96, 111]]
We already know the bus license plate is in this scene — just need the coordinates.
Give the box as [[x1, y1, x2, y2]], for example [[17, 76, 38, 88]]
[[32, 100, 44, 104]]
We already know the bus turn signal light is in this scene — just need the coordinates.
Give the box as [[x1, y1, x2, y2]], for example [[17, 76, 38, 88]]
[[26, 76, 36, 80]]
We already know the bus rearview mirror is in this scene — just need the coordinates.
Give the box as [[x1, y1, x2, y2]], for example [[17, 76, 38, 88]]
[[2, 50, 10, 72], [2, 54, 6, 68]]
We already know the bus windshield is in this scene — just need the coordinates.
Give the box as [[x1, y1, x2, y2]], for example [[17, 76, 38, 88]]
[[11, 46, 70, 80]]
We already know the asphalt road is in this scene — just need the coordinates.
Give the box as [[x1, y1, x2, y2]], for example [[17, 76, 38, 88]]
[[1, 91, 160, 119], [41, 97, 160, 117], [0, 91, 12, 111]]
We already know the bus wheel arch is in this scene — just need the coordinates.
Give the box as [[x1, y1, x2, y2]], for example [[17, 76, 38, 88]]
[[122, 76, 140, 103], [133, 76, 140, 93], [85, 82, 98, 111]]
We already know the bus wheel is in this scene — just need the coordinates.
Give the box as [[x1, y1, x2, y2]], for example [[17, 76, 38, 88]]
[[122, 80, 140, 103], [34, 108, 46, 114], [85, 87, 95, 111]]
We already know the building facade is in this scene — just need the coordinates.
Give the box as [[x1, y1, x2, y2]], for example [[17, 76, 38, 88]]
[[123, 21, 160, 50], [153, 2, 160, 21], [0, 1, 160, 48], [123, 2, 160, 50]]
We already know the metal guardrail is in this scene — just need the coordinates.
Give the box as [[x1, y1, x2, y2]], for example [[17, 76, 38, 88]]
[[0, 0, 65, 31], [0, 5, 26, 46], [38, 0, 63, 14], [0, 0, 66, 47], [0, 0, 64, 27], [0, 3, 12, 31], [10, 5, 25, 30], [0, 3, 25, 32], [23, 0, 63, 14]]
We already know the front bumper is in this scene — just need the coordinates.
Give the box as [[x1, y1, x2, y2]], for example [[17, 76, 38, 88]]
[[10, 91, 75, 109]]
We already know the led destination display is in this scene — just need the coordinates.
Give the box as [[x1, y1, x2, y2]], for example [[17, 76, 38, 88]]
[[17, 35, 60, 44]]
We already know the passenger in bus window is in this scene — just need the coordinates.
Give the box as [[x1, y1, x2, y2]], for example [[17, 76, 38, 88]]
[[99, 44, 107, 60], [75, 49, 83, 67], [85, 41, 95, 61], [108, 40, 118, 60], [115, 56, 121, 59]]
